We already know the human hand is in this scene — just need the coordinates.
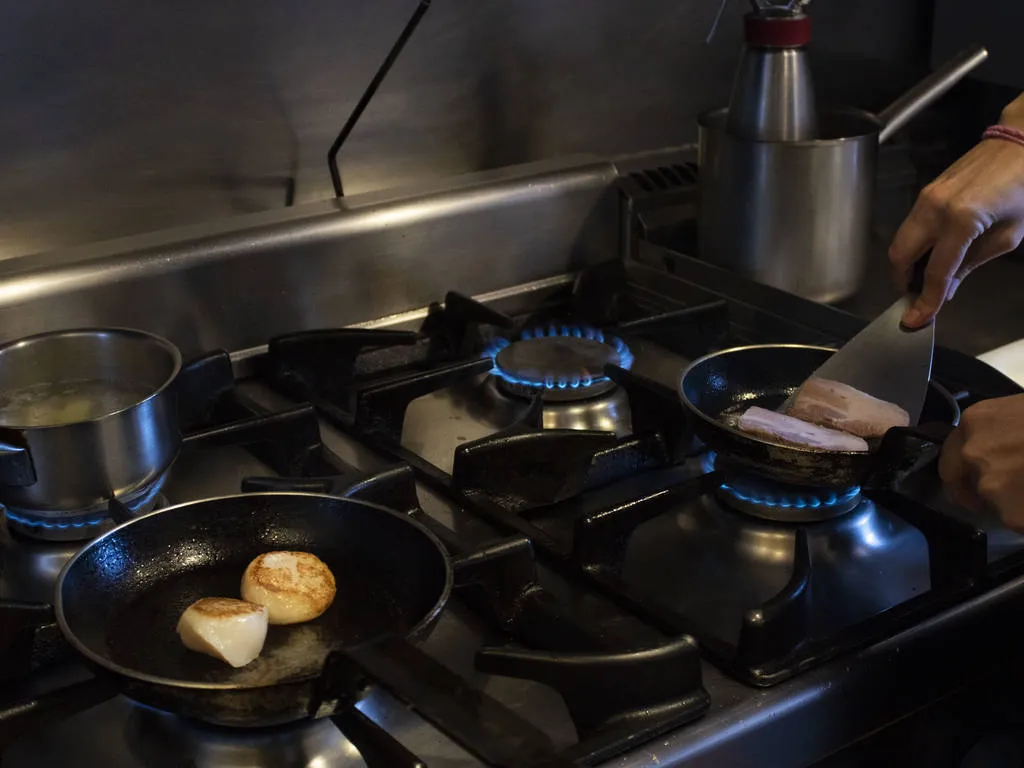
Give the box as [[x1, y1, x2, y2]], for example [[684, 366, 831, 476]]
[[889, 95, 1024, 328], [938, 395, 1024, 530]]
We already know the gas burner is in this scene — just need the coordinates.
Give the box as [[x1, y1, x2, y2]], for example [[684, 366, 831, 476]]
[[483, 375, 634, 436], [710, 455, 863, 522], [124, 703, 356, 768], [483, 324, 635, 403], [3, 473, 169, 542], [479, 324, 635, 436]]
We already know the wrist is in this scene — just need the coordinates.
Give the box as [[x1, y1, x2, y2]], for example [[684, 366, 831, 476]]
[[981, 125, 1024, 151]]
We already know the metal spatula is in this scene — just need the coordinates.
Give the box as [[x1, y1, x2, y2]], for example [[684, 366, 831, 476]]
[[781, 256, 935, 425]]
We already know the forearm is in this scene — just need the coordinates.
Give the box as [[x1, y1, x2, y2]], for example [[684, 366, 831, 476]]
[[999, 93, 1024, 131]]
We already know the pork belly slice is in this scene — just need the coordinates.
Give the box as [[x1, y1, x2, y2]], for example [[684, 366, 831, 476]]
[[737, 406, 869, 452], [787, 377, 910, 438]]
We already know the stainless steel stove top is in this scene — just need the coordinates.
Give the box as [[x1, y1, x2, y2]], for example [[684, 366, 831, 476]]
[[0, 380, 580, 768], [3, 150, 1024, 768]]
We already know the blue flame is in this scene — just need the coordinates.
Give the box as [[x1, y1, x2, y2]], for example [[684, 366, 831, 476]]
[[3, 509, 103, 530], [482, 324, 634, 391], [3, 474, 167, 532], [704, 452, 860, 510], [720, 483, 861, 510], [701, 451, 718, 474]]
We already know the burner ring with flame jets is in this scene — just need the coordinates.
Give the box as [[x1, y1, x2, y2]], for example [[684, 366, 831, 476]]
[[710, 454, 863, 522], [3, 472, 169, 542], [483, 325, 635, 403]]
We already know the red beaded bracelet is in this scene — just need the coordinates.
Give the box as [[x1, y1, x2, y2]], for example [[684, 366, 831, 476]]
[[982, 124, 1024, 149]]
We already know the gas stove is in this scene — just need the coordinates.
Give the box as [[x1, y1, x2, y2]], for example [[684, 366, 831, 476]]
[[259, 254, 1024, 689], [2, 153, 1024, 767], [480, 324, 635, 436]]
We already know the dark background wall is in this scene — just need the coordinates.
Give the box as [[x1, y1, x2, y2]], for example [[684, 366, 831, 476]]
[[0, 0, 1003, 260]]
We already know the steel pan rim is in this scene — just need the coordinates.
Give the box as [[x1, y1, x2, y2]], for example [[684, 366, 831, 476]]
[[54, 492, 454, 691], [679, 343, 958, 459], [0, 326, 183, 432], [698, 105, 883, 145], [679, 343, 861, 454]]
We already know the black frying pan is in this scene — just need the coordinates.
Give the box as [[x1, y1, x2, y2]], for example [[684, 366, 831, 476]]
[[680, 345, 959, 488], [0, 493, 451, 763]]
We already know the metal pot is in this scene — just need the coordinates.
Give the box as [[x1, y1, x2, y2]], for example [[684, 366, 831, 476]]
[[697, 45, 989, 304], [0, 328, 183, 515]]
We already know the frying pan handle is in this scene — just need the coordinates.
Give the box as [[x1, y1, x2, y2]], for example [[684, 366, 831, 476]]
[[889, 421, 954, 446], [0, 677, 119, 750], [870, 421, 954, 488], [329, 708, 427, 768]]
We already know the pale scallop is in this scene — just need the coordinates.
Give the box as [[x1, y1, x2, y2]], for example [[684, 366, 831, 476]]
[[241, 551, 337, 625], [176, 597, 268, 668]]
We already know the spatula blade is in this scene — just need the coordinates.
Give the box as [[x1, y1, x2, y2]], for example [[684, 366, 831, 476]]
[[790, 296, 934, 425]]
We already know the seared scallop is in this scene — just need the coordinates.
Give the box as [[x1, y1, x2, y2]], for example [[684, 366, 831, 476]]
[[241, 551, 336, 625], [177, 597, 268, 668]]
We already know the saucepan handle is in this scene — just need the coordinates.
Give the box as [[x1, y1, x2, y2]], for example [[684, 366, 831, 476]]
[[878, 45, 989, 144], [0, 430, 35, 488], [175, 350, 235, 430]]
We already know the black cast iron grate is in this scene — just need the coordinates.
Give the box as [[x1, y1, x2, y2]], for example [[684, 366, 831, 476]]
[[260, 253, 1024, 688], [0, 347, 709, 768]]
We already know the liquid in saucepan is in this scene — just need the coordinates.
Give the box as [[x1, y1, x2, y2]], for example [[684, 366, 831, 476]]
[[0, 379, 154, 427]]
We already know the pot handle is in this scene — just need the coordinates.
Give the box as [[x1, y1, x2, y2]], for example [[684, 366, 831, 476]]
[[0, 437, 35, 487], [175, 350, 235, 430], [878, 45, 988, 144]]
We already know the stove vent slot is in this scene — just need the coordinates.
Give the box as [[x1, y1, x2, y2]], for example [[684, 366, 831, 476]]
[[627, 163, 698, 193], [619, 163, 698, 263]]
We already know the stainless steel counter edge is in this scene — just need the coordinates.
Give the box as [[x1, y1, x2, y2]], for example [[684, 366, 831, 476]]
[[609, 574, 1024, 767], [0, 154, 619, 356]]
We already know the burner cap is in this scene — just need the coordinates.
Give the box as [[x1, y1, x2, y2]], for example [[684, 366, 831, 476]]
[[484, 325, 634, 402], [711, 455, 862, 522]]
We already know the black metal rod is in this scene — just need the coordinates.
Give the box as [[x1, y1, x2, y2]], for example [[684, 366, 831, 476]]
[[327, 0, 433, 198]]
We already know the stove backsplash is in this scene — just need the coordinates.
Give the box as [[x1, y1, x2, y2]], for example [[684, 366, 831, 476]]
[[0, 157, 621, 355], [0, 0, 937, 262]]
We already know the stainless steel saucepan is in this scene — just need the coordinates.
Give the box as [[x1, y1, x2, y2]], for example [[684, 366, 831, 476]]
[[698, 45, 989, 304], [0, 328, 184, 514]]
